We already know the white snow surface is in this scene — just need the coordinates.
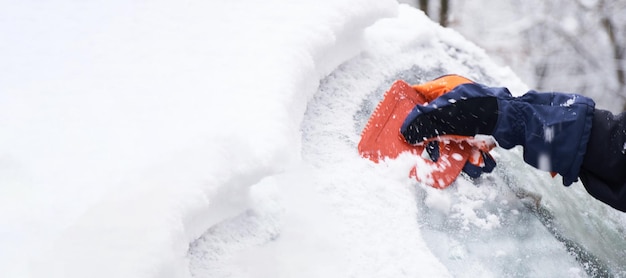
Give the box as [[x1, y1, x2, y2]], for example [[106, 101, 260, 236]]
[[2, 1, 626, 278]]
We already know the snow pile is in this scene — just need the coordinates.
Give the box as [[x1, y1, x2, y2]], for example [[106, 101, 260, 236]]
[[2, 1, 626, 278], [2, 0, 396, 276]]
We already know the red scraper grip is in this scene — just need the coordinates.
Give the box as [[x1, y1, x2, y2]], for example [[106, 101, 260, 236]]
[[358, 79, 488, 189]]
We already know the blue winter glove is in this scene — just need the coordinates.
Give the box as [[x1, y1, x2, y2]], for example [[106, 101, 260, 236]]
[[401, 76, 595, 186]]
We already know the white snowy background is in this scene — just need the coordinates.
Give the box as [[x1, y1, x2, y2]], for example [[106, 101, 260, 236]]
[[2, 1, 626, 277]]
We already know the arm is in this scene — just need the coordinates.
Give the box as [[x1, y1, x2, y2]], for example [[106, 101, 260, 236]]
[[579, 109, 626, 212]]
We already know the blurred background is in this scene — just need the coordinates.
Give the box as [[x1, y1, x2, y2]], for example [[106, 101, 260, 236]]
[[400, 0, 626, 113]]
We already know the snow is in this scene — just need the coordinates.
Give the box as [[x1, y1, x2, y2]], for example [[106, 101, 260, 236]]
[[544, 126, 555, 142], [2, 1, 626, 278]]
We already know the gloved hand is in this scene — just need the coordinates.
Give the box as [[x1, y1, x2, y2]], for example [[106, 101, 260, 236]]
[[401, 74, 596, 186], [410, 75, 497, 178], [403, 75, 499, 144]]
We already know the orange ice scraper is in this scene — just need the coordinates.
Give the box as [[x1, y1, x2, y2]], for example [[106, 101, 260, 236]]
[[358, 77, 495, 189]]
